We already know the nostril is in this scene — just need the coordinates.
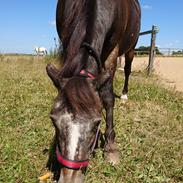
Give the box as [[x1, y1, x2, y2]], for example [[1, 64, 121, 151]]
[[59, 169, 84, 183]]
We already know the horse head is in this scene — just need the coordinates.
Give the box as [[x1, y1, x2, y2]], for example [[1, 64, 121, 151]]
[[46, 64, 110, 183]]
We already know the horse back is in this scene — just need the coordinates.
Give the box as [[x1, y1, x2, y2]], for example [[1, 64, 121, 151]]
[[118, 0, 141, 54]]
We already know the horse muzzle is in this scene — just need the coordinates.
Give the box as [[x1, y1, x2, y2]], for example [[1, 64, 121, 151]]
[[58, 168, 84, 183], [56, 146, 87, 183], [56, 146, 89, 169]]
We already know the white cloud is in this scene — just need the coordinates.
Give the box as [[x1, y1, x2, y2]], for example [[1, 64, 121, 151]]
[[142, 5, 152, 10]]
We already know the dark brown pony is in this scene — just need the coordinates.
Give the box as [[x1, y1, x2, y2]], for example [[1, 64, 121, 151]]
[[46, 0, 141, 182]]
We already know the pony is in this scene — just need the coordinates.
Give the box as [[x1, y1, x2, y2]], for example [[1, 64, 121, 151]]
[[46, 0, 141, 182], [34, 46, 47, 56]]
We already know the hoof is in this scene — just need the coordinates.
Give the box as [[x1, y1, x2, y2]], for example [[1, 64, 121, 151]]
[[105, 150, 120, 165], [121, 94, 128, 103]]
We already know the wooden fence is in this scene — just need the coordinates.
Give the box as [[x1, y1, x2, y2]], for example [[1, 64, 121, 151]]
[[139, 25, 159, 75]]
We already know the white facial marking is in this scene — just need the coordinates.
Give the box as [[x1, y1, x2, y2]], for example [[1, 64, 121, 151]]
[[68, 122, 81, 159], [58, 112, 81, 160]]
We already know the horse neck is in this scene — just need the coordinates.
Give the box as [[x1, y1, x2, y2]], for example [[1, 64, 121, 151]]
[[60, 0, 113, 77], [60, 0, 88, 49], [59, 0, 92, 77], [83, 0, 115, 75]]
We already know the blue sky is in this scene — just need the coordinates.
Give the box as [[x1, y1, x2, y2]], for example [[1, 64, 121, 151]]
[[0, 0, 183, 53]]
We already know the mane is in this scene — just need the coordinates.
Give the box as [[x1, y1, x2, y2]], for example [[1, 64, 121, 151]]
[[57, 0, 96, 78], [61, 77, 101, 114]]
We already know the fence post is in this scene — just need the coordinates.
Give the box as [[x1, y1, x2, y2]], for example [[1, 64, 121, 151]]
[[147, 25, 159, 75]]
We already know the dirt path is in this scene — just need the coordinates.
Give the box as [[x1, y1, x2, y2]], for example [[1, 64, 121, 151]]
[[125, 57, 183, 92]]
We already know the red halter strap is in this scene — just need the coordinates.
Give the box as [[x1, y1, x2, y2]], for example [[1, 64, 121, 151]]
[[56, 146, 89, 170], [55, 124, 101, 170], [79, 69, 96, 79]]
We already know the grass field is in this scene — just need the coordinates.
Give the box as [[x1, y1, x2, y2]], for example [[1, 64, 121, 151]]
[[0, 56, 182, 183]]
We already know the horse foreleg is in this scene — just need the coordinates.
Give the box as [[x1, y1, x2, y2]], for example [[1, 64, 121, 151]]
[[100, 46, 120, 164], [121, 49, 134, 101], [100, 80, 120, 165]]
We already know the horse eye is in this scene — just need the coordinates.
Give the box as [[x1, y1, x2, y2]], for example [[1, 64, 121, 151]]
[[93, 125, 98, 132], [92, 120, 101, 132], [94, 118, 101, 125]]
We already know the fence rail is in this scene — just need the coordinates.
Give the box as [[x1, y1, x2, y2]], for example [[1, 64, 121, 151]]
[[159, 48, 183, 56], [139, 25, 159, 75], [135, 48, 183, 57]]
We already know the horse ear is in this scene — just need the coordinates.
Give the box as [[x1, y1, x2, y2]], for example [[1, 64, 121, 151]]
[[92, 71, 111, 90], [46, 64, 60, 88]]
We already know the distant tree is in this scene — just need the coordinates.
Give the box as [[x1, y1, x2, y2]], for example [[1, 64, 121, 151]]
[[135, 46, 150, 55], [135, 46, 162, 55], [155, 47, 163, 55], [172, 50, 183, 56]]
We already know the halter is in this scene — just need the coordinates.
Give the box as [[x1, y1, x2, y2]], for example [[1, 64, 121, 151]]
[[81, 42, 102, 72], [56, 124, 101, 170], [79, 69, 96, 79], [79, 42, 102, 79], [56, 146, 89, 170]]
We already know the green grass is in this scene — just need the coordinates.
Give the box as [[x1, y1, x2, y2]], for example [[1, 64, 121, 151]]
[[0, 56, 182, 183]]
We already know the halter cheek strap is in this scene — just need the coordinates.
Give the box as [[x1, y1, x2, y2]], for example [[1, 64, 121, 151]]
[[56, 146, 89, 170]]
